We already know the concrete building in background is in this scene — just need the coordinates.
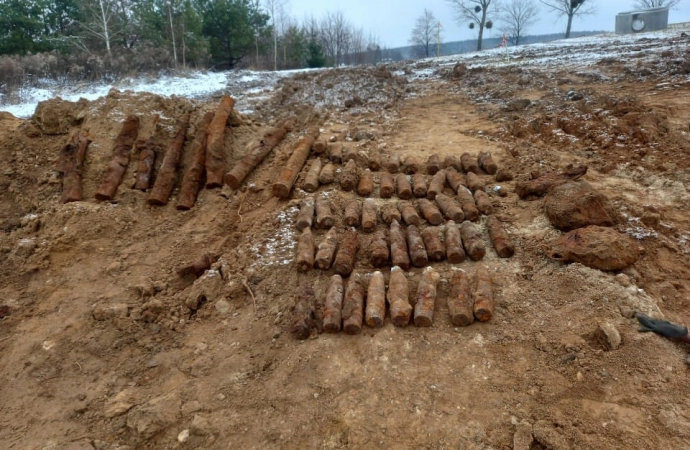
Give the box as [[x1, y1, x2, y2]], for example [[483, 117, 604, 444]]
[[616, 7, 670, 34]]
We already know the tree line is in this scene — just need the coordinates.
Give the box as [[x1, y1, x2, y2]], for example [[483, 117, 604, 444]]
[[0, 0, 383, 82]]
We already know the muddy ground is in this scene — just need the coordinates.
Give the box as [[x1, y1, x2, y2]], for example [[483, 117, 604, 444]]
[[1, 30, 690, 450]]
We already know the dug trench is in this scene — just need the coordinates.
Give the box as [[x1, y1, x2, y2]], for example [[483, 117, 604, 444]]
[[0, 58, 690, 450]]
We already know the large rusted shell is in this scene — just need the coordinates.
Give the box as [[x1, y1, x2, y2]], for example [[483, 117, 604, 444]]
[[544, 181, 616, 231], [548, 226, 640, 271]]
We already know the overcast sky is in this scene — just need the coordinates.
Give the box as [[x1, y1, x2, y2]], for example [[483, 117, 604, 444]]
[[287, 0, 690, 48]]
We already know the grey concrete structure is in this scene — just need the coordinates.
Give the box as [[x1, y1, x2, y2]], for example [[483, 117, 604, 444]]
[[616, 7, 669, 34]]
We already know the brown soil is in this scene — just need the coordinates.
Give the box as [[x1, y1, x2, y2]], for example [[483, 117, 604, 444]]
[[2, 34, 690, 450]]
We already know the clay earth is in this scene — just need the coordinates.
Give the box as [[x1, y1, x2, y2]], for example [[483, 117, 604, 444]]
[[1, 29, 690, 449]]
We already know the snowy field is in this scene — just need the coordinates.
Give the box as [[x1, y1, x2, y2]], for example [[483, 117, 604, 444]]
[[1, 24, 688, 119]]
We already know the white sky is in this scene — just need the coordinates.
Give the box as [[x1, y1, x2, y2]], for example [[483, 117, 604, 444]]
[[287, 0, 690, 47]]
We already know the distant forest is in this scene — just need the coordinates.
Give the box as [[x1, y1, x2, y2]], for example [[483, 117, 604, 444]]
[[0, 0, 608, 104]]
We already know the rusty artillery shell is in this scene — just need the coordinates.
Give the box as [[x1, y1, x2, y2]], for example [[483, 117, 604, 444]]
[[344, 199, 361, 227], [478, 151, 498, 175], [312, 135, 328, 154], [390, 220, 411, 270], [224, 119, 290, 189], [473, 267, 494, 322], [133, 141, 156, 191], [370, 230, 390, 267], [412, 173, 427, 198], [443, 154, 461, 171], [379, 171, 395, 198], [95, 115, 140, 201], [366, 271, 386, 327], [460, 152, 479, 174], [357, 169, 375, 197], [388, 266, 411, 326], [315, 227, 339, 269], [445, 220, 466, 263], [148, 114, 190, 206], [369, 146, 382, 171], [292, 285, 317, 340], [427, 154, 441, 175], [343, 144, 359, 163], [407, 225, 429, 268], [175, 253, 218, 278], [362, 198, 378, 232], [474, 190, 493, 215], [273, 126, 320, 198], [323, 275, 344, 333], [319, 162, 336, 184], [421, 227, 445, 262], [427, 171, 446, 200], [295, 227, 315, 272], [381, 202, 402, 225], [398, 201, 421, 227], [457, 186, 480, 221], [417, 198, 444, 225], [386, 154, 401, 173], [342, 273, 365, 334], [449, 270, 474, 326], [178, 112, 215, 209], [466, 172, 484, 193], [495, 168, 514, 182], [396, 173, 412, 200], [403, 155, 420, 174], [334, 229, 359, 276], [315, 195, 336, 229], [303, 158, 322, 193], [205, 96, 235, 188], [340, 159, 358, 192], [446, 167, 466, 192], [59, 132, 92, 203], [329, 142, 343, 164], [435, 193, 465, 222], [296, 196, 315, 231], [460, 220, 485, 261], [414, 266, 440, 327], [486, 215, 515, 258]]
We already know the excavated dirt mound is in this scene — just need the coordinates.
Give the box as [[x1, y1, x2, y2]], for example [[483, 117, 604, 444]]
[[2, 37, 690, 449]]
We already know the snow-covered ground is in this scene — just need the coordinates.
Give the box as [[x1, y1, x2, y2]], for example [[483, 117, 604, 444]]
[[1, 24, 688, 119], [0, 68, 317, 119], [403, 24, 690, 79]]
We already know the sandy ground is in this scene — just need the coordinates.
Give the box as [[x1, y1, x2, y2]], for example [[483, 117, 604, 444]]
[[1, 31, 690, 450]]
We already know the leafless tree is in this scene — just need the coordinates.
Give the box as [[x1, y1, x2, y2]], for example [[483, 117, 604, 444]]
[[446, 0, 499, 51], [320, 11, 351, 66], [80, 0, 117, 57], [349, 27, 365, 64], [633, 0, 681, 8], [264, 0, 288, 70], [537, 0, 594, 39], [499, 0, 538, 46], [409, 9, 440, 58]]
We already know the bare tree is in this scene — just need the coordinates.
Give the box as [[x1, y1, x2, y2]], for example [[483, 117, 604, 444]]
[[349, 26, 365, 64], [409, 9, 439, 58], [446, 0, 498, 51], [499, 0, 538, 46], [537, 0, 594, 39], [80, 0, 117, 57], [320, 11, 351, 66], [264, 0, 288, 70], [633, 0, 681, 8]]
